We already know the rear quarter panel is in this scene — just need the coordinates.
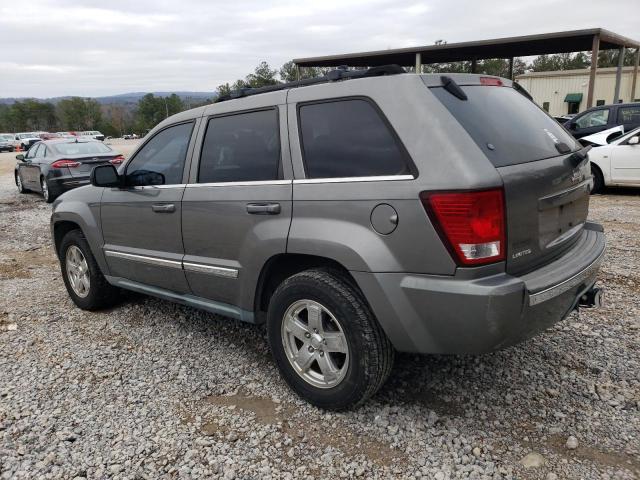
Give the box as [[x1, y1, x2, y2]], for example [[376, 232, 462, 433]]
[[286, 74, 503, 274]]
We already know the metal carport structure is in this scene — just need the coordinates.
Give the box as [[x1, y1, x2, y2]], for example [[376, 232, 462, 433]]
[[293, 28, 640, 109]]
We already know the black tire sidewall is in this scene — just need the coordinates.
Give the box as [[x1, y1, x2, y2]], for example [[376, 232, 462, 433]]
[[591, 166, 604, 194], [267, 271, 376, 409], [59, 230, 107, 310]]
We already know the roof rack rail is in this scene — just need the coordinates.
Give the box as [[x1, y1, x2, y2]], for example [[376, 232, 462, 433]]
[[214, 64, 406, 103]]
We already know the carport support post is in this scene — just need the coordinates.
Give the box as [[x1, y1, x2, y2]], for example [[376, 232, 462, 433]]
[[613, 46, 625, 104], [631, 49, 639, 101], [587, 34, 600, 109], [471, 58, 477, 73], [415, 52, 422, 73], [508, 57, 514, 80]]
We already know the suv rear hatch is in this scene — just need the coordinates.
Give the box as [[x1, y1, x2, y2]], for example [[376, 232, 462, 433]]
[[426, 75, 591, 274]]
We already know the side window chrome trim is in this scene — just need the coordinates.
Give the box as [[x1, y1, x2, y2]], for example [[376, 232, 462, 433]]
[[293, 175, 414, 184], [125, 184, 187, 190], [187, 180, 292, 188]]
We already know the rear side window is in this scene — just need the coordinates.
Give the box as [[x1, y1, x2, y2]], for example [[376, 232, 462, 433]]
[[298, 99, 411, 178], [198, 109, 281, 183], [618, 106, 640, 125], [432, 85, 580, 167]]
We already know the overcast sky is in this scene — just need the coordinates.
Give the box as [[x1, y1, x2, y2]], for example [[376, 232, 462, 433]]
[[1, 0, 638, 98]]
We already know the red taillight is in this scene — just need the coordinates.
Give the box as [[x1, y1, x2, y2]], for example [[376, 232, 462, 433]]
[[51, 159, 80, 168], [479, 77, 503, 86], [110, 155, 125, 165], [420, 188, 506, 266]]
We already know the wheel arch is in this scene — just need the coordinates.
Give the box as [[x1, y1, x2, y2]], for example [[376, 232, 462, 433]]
[[254, 253, 360, 316], [590, 157, 609, 184]]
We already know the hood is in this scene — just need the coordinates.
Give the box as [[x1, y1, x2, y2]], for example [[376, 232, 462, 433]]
[[580, 125, 624, 146]]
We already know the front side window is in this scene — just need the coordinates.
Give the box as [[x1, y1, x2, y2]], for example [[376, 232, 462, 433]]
[[126, 122, 193, 186], [298, 99, 411, 178], [618, 106, 640, 125], [198, 109, 281, 183], [575, 109, 609, 128]]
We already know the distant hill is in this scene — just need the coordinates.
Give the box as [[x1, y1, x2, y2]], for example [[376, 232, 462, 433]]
[[0, 91, 215, 106]]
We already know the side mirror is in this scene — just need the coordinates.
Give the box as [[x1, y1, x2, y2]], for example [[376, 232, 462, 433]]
[[91, 164, 120, 187], [569, 121, 577, 130], [628, 136, 639, 145], [15, 154, 24, 161]]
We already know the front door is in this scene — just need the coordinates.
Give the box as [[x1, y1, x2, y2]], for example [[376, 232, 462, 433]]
[[101, 120, 198, 293], [570, 108, 611, 138], [181, 98, 292, 314], [610, 137, 640, 184]]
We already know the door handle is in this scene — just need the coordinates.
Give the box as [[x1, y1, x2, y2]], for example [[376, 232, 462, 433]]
[[152, 203, 175, 213], [246, 203, 281, 215]]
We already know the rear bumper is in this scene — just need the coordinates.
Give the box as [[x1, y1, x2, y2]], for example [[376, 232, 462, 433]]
[[353, 222, 605, 354]]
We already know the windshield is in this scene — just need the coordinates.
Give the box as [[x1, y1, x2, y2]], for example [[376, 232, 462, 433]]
[[431, 84, 581, 167], [0, 134, 13, 141], [53, 142, 112, 155]]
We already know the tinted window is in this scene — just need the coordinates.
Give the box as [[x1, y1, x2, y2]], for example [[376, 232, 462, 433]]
[[198, 109, 280, 183], [126, 122, 193, 186], [618, 106, 640, 125], [575, 109, 610, 128], [299, 99, 410, 178], [432, 85, 580, 167], [54, 142, 112, 155], [26, 144, 40, 158]]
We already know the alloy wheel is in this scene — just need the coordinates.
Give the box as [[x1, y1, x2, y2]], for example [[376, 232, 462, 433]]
[[65, 245, 90, 298], [281, 299, 349, 389], [41, 178, 49, 201]]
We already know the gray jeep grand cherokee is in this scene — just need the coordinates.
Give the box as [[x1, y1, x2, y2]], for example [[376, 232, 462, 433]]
[[51, 67, 605, 410]]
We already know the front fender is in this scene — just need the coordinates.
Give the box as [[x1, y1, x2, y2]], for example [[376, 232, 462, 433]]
[[51, 186, 108, 274]]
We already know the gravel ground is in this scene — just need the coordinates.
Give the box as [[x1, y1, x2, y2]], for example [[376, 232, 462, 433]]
[[0, 152, 638, 479]]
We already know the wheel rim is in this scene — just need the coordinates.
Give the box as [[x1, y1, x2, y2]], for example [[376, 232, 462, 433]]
[[281, 299, 350, 389], [16, 174, 22, 191], [41, 178, 49, 201], [65, 245, 90, 298]]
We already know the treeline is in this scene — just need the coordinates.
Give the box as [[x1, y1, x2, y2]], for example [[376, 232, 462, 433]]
[[1, 49, 634, 136], [0, 93, 212, 136]]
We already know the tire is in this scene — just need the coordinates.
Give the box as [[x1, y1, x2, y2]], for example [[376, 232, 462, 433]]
[[59, 229, 120, 310], [40, 176, 55, 203], [15, 172, 28, 193], [591, 165, 604, 194], [267, 268, 394, 410]]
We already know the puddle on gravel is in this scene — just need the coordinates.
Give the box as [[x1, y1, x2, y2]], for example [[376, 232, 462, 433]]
[[196, 391, 404, 467], [0, 246, 57, 280]]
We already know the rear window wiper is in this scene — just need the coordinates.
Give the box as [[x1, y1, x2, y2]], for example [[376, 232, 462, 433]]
[[440, 76, 467, 101]]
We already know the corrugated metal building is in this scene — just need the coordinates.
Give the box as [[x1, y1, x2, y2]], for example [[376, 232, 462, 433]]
[[516, 67, 640, 117]]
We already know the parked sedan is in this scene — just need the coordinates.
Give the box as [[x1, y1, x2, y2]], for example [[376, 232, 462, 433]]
[[14, 139, 124, 203], [589, 127, 640, 192], [0, 133, 16, 152]]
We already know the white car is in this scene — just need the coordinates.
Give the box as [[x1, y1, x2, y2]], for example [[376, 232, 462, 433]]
[[590, 127, 640, 192], [79, 130, 105, 141], [15, 132, 41, 150]]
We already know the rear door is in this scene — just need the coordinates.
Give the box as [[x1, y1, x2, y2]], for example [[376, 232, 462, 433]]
[[101, 120, 199, 293], [617, 105, 640, 132], [431, 79, 590, 274], [181, 93, 292, 313], [22, 143, 42, 188]]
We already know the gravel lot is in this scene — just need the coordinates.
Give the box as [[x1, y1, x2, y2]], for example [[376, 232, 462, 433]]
[[0, 147, 638, 479]]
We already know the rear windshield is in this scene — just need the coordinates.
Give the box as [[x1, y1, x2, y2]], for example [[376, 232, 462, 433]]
[[54, 142, 112, 155], [431, 85, 580, 167]]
